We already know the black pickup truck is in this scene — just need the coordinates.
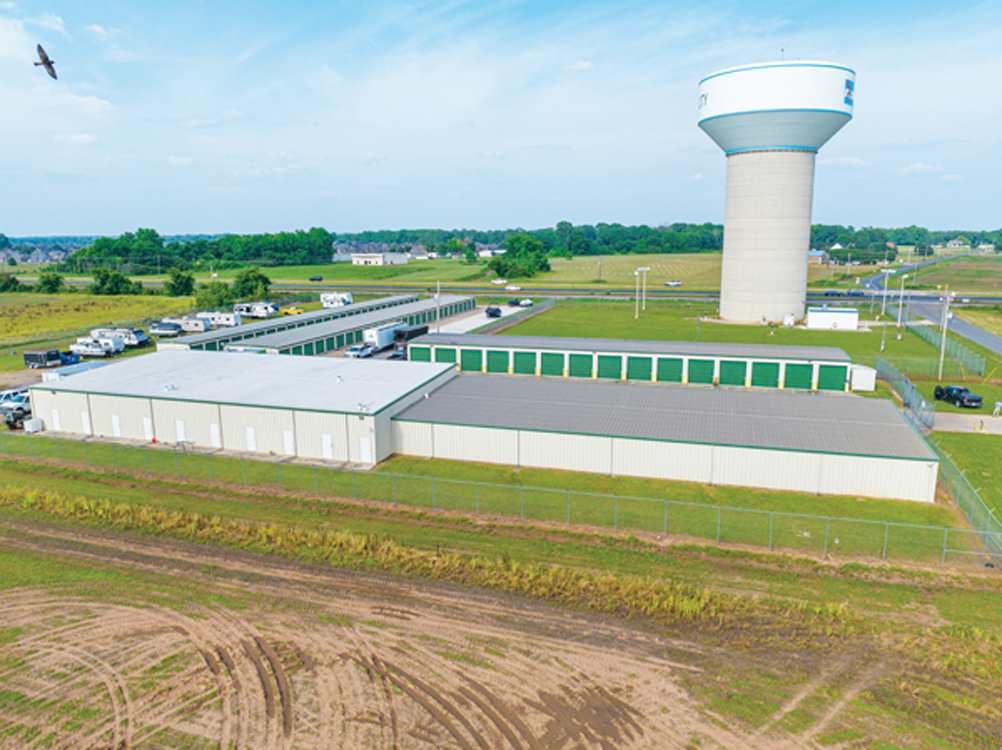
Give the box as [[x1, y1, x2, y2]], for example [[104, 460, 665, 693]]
[[934, 385, 983, 408]]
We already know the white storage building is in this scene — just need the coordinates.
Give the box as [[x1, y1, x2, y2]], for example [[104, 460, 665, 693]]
[[29, 350, 456, 465]]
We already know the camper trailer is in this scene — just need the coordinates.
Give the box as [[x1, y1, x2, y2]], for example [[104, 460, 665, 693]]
[[162, 317, 211, 334], [90, 328, 150, 347], [196, 311, 242, 328], [233, 302, 279, 319], [320, 292, 353, 309]]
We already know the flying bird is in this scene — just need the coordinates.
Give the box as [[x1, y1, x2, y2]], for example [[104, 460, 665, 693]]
[[35, 45, 57, 80]]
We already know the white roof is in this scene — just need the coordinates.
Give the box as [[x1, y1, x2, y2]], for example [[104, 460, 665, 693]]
[[31, 350, 456, 415]]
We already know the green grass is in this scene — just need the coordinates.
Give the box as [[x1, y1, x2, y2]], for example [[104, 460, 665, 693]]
[[133, 260, 482, 285], [912, 254, 1002, 293], [500, 300, 943, 361], [929, 432, 1002, 509], [955, 305, 1002, 338]]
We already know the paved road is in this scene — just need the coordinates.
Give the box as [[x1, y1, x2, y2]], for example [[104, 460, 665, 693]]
[[933, 412, 1002, 435], [908, 297, 1002, 360]]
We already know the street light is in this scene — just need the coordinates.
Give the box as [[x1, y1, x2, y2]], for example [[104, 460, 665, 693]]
[[938, 285, 955, 380], [895, 274, 908, 340], [880, 269, 892, 317], [634, 271, 640, 320], [637, 267, 650, 310]]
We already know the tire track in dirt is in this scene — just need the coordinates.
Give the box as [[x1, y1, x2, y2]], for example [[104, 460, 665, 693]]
[[799, 660, 890, 746]]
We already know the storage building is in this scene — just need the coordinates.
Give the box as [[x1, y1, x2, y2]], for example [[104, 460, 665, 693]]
[[393, 376, 939, 502], [408, 333, 853, 391], [29, 350, 456, 465]]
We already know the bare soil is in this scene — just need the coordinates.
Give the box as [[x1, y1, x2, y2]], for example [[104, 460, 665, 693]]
[[0, 520, 996, 749]]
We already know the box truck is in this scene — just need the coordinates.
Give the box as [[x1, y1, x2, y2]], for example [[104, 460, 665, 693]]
[[363, 321, 406, 351]]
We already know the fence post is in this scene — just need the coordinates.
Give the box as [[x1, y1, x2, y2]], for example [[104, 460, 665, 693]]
[[825, 517, 830, 555], [433, 478, 437, 509], [768, 512, 773, 549], [614, 496, 618, 531], [567, 490, 571, 526], [113, 444, 117, 470], [716, 507, 721, 544], [1, 432, 6, 454], [882, 523, 889, 560], [314, 466, 318, 498], [28, 436, 33, 458], [352, 469, 356, 500], [941, 528, 949, 566], [475, 482, 479, 514], [520, 486, 524, 520], [392, 474, 396, 505], [277, 462, 282, 491], [242, 458, 247, 487], [664, 502, 668, 535], [175, 450, 180, 479], [207, 454, 212, 484], [56, 437, 61, 462], [85, 441, 89, 466], [143, 446, 147, 473]]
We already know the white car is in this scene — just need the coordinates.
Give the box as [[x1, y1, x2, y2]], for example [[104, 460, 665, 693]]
[[491, 279, 508, 285], [344, 344, 375, 359], [665, 280, 682, 287], [519, 299, 534, 307], [505, 284, 522, 291]]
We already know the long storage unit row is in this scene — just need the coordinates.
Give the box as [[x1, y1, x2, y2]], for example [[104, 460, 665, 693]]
[[223, 296, 475, 356], [407, 333, 852, 392], [159, 294, 420, 352]]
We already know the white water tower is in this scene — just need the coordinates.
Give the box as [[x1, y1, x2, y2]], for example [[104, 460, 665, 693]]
[[698, 61, 855, 323]]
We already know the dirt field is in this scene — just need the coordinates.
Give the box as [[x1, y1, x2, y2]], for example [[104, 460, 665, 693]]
[[0, 519, 943, 750]]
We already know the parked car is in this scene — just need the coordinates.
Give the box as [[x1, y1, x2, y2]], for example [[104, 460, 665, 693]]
[[823, 290, 844, 297], [387, 349, 407, 361], [665, 280, 682, 287], [149, 321, 183, 337], [0, 388, 28, 405], [507, 298, 521, 307], [282, 306, 306, 315], [485, 305, 502, 318], [519, 299, 534, 307], [0, 393, 30, 415], [505, 284, 522, 291], [934, 385, 983, 408], [344, 344, 375, 359], [309, 275, 323, 282], [847, 289, 865, 298]]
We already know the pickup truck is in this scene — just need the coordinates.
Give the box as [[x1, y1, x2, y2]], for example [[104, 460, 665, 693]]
[[934, 385, 983, 408]]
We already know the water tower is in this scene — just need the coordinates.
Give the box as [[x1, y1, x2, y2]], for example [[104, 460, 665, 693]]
[[698, 61, 855, 323]]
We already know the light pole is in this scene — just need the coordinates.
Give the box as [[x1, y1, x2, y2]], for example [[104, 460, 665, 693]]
[[598, 259, 602, 280], [634, 271, 640, 319], [938, 286, 954, 380], [638, 267, 650, 310], [895, 274, 908, 339], [880, 269, 891, 317]]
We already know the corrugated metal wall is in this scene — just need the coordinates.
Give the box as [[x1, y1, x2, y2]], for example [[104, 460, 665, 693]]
[[431, 423, 519, 465], [153, 400, 223, 446], [293, 410, 349, 461], [712, 445, 823, 494], [519, 431, 611, 474], [219, 404, 295, 455], [89, 394, 153, 441], [611, 438, 712, 483]]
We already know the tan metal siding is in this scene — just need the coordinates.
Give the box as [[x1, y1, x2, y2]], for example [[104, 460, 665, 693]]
[[152, 399, 222, 448], [518, 431, 611, 474], [88, 394, 152, 441], [819, 454, 937, 503], [392, 421, 434, 458], [430, 424, 519, 465], [293, 410, 349, 461], [219, 404, 294, 455], [34, 391, 91, 434], [711, 446, 823, 494], [611, 438, 713, 483], [346, 415, 377, 463]]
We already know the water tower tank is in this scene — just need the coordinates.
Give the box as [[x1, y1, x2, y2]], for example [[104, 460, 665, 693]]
[[698, 61, 855, 323]]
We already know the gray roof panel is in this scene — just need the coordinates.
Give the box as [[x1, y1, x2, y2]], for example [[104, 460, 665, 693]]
[[395, 375, 935, 460]]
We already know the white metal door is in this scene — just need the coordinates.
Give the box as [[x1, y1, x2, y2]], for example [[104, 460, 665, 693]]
[[359, 436, 372, 463], [210, 423, 221, 448], [51, 409, 61, 432], [245, 426, 257, 452], [111, 414, 121, 438], [142, 417, 154, 442], [321, 433, 333, 460], [283, 430, 295, 456], [80, 412, 92, 435], [175, 420, 186, 443]]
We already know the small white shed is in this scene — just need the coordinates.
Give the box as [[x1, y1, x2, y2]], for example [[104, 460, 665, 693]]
[[806, 307, 859, 331]]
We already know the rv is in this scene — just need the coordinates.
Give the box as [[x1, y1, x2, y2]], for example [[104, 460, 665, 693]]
[[162, 317, 211, 334], [320, 292, 353, 309], [91, 328, 150, 347], [196, 311, 242, 328], [234, 301, 279, 319], [363, 321, 406, 351], [69, 338, 118, 357], [149, 321, 182, 337]]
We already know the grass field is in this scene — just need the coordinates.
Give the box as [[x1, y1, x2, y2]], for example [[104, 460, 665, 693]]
[[912, 254, 1002, 292], [930, 432, 1002, 508], [956, 305, 1002, 337]]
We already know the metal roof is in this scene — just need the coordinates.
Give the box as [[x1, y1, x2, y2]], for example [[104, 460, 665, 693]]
[[31, 350, 456, 416], [169, 294, 419, 347], [410, 333, 851, 363], [244, 295, 471, 350], [394, 376, 936, 461]]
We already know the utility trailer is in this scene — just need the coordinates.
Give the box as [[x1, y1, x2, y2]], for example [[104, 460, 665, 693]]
[[363, 321, 406, 351]]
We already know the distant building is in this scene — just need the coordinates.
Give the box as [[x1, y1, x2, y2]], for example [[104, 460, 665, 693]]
[[807, 250, 830, 265], [351, 252, 408, 267]]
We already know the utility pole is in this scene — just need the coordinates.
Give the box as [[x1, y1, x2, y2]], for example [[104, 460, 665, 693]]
[[638, 267, 650, 310], [880, 270, 891, 317], [634, 271, 640, 319], [938, 285, 952, 380], [895, 274, 908, 339]]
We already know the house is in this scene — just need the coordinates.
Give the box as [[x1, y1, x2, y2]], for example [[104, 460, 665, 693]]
[[807, 250, 830, 265], [351, 252, 408, 267]]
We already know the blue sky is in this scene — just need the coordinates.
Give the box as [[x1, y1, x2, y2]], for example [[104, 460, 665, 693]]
[[2, 0, 1000, 236]]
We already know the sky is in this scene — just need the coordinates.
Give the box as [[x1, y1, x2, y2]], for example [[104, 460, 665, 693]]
[[2, 0, 1001, 236]]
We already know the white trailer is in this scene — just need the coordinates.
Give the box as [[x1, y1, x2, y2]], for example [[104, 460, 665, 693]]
[[70, 338, 117, 357], [163, 316, 211, 333], [805, 307, 859, 331], [363, 321, 406, 351], [234, 302, 279, 319], [196, 311, 242, 328], [320, 292, 353, 308], [91, 328, 150, 347]]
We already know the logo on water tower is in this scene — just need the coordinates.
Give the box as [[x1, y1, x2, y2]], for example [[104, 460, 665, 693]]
[[844, 79, 854, 106]]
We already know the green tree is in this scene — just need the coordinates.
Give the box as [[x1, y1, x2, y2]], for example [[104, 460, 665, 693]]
[[488, 233, 551, 279], [463, 245, 477, 264], [91, 267, 144, 295], [195, 280, 234, 310], [0, 274, 20, 292], [0, 234, 10, 250], [35, 267, 64, 294], [164, 267, 196, 297], [231, 266, 271, 300]]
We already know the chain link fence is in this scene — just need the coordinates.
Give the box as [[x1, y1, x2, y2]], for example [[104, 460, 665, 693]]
[[874, 357, 936, 431], [854, 355, 974, 380], [1, 431, 995, 570], [886, 303, 985, 376]]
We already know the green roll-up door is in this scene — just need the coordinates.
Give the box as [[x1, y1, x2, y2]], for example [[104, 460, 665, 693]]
[[487, 350, 510, 373], [688, 359, 714, 384], [304, 342, 315, 356], [460, 349, 483, 372], [718, 360, 746, 386], [597, 355, 622, 380], [784, 363, 813, 390], [353, 330, 363, 343], [817, 364, 848, 391], [410, 346, 431, 362], [751, 362, 780, 388], [626, 356, 652, 381], [291, 346, 303, 355], [336, 334, 345, 348], [656, 358, 683, 383], [203, 343, 214, 351], [513, 351, 536, 375], [435, 347, 456, 363], [326, 337, 335, 350], [568, 354, 592, 378], [540, 352, 564, 377]]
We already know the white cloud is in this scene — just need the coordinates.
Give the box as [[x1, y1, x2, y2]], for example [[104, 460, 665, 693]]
[[31, 12, 68, 37], [0, 2, 17, 9], [690, 172, 702, 181], [942, 174, 962, 181], [169, 156, 194, 165], [56, 133, 97, 145], [820, 156, 865, 167], [86, 24, 109, 38], [565, 60, 593, 71], [898, 162, 941, 175]]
